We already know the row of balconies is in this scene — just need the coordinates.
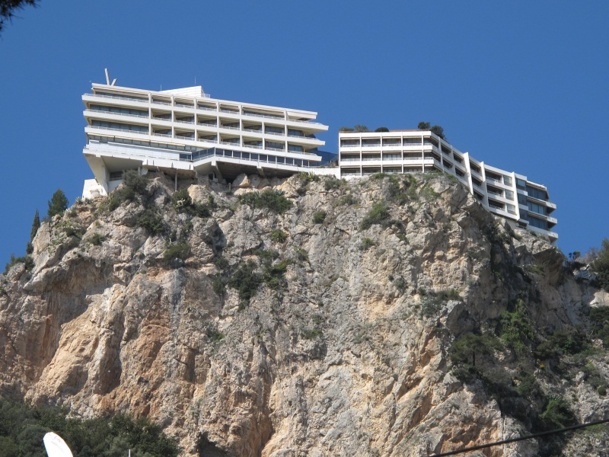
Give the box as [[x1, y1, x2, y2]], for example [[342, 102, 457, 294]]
[[86, 113, 322, 146], [85, 92, 324, 128], [85, 105, 323, 139], [86, 124, 318, 155]]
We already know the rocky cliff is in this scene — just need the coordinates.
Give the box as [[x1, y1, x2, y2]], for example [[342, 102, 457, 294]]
[[1, 172, 608, 456]]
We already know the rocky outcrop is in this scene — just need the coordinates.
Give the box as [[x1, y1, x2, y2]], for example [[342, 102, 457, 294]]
[[0, 173, 606, 456]]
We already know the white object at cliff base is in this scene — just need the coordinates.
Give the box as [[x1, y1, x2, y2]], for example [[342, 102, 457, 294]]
[[43, 432, 73, 457]]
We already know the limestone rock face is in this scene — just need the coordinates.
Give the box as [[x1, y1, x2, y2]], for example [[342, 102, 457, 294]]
[[0, 173, 604, 456]]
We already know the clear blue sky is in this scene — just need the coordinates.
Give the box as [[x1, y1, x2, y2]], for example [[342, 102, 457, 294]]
[[1, 1, 608, 265]]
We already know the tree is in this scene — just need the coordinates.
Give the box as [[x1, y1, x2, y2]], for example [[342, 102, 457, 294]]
[[431, 125, 446, 139], [417, 121, 430, 130], [353, 124, 369, 132], [591, 239, 609, 291], [47, 189, 68, 218], [29, 209, 40, 241], [0, 0, 38, 33], [375, 127, 389, 132]]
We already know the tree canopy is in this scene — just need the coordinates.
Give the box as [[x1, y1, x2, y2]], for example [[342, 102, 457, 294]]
[[47, 189, 68, 218], [0, 0, 38, 33]]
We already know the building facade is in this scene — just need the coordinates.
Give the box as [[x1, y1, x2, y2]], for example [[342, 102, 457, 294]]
[[338, 130, 557, 241], [82, 83, 328, 198], [81, 79, 557, 241]]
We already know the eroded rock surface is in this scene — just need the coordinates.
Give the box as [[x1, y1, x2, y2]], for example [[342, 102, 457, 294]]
[[0, 173, 605, 456]]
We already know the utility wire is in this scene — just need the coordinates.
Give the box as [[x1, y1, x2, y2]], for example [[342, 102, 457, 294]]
[[429, 417, 609, 456]]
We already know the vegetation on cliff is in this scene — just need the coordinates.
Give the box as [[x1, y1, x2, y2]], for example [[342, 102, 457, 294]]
[[1, 171, 608, 456], [0, 398, 179, 456]]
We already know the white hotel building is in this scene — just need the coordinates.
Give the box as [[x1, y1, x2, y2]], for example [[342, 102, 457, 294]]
[[338, 130, 557, 241], [82, 82, 328, 197], [81, 79, 557, 241]]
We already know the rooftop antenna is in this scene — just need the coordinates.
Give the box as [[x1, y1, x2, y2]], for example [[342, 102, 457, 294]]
[[104, 68, 117, 86]]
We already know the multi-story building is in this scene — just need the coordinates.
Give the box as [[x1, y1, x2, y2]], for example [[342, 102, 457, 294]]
[[82, 82, 328, 198], [80, 77, 557, 241], [338, 130, 557, 241]]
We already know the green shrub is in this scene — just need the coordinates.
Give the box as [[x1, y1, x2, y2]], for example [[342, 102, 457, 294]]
[[0, 399, 179, 457], [207, 328, 224, 342], [450, 333, 502, 381], [296, 172, 319, 186], [294, 247, 309, 263], [136, 209, 166, 235], [270, 229, 288, 243], [263, 259, 289, 291], [88, 233, 106, 246], [497, 298, 534, 355], [360, 238, 375, 251], [172, 188, 192, 209], [212, 275, 226, 297], [172, 189, 211, 218], [590, 306, 609, 347], [337, 194, 358, 206], [302, 327, 322, 339], [4, 255, 34, 274], [163, 242, 191, 265], [360, 202, 390, 230], [312, 210, 327, 224], [324, 177, 343, 191], [123, 170, 149, 196], [539, 397, 576, 431], [227, 260, 262, 306], [420, 288, 460, 317], [239, 190, 292, 214], [591, 239, 609, 291]]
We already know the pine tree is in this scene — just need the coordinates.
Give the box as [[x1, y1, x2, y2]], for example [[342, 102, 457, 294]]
[[26, 209, 40, 254], [47, 189, 68, 218], [29, 209, 40, 241]]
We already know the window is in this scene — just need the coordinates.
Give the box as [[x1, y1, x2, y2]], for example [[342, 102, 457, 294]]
[[503, 176, 512, 186], [288, 144, 304, 152], [527, 215, 547, 230], [526, 186, 548, 200], [527, 201, 546, 215]]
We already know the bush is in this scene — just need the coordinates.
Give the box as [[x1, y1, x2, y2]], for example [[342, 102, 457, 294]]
[[270, 229, 288, 243], [337, 194, 358, 206], [163, 242, 191, 265], [360, 202, 390, 230], [323, 177, 343, 191], [172, 189, 211, 218], [123, 170, 149, 196], [136, 209, 166, 235], [497, 298, 534, 355], [360, 238, 375, 251], [4, 255, 34, 274], [312, 210, 327, 224], [302, 327, 322, 339], [539, 397, 576, 431], [450, 333, 502, 381], [172, 189, 192, 209], [239, 190, 292, 214], [0, 399, 179, 457], [420, 289, 460, 317], [590, 306, 609, 347], [591, 239, 609, 291], [88, 233, 106, 246], [227, 260, 262, 306]]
